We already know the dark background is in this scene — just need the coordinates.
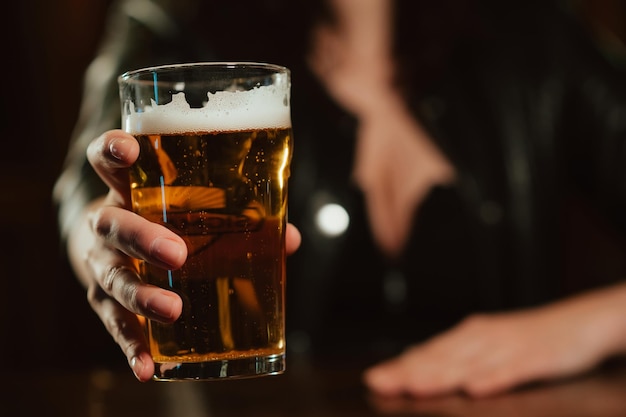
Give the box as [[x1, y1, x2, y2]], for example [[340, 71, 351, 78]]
[[1, 0, 119, 371]]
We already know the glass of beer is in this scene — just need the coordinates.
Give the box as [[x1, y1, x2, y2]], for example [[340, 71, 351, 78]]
[[117, 62, 293, 381]]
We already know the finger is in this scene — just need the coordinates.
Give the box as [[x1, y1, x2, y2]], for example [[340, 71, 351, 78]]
[[461, 350, 552, 398], [286, 223, 301, 255], [90, 205, 187, 270], [87, 130, 140, 206], [363, 356, 412, 396], [87, 249, 183, 323], [463, 367, 525, 398], [365, 357, 455, 398], [384, 317, 501, 397], [87, 285, 155, 382], [85, 207, 184, 321], [364, 340, 473, 398]]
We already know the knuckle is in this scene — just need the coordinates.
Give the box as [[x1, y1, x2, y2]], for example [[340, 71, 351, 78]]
[[87, 283, 108, 312], [105, 317, 145, 358], [90, 207, 113, 238], [91, 207, 143, 255], [105, 316, 132, 345], [101, 264, 124, 292], [122, 338, 145, 359], [86, 283, 106, 307], [102, 265, 140, 310]]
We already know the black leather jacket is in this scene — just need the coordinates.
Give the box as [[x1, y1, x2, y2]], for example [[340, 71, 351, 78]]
[[54, 0, 626, 357]]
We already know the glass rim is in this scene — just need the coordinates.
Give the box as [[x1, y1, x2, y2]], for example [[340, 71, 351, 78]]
[[118, 61, 290, 82]]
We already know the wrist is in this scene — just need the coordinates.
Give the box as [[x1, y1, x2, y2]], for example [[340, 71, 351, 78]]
[[561, 283, 626, 358]]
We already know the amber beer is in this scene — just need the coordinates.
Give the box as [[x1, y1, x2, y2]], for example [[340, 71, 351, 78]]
[[118, 63, 292, 380]]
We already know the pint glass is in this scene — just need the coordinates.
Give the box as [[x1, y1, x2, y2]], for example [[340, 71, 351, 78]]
[[118, 62, 292, 380]]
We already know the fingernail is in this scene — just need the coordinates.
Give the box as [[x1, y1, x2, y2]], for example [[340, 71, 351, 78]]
[[151, 237, 185, 267], [109, 138, 129, 160], [130, 355, 144, 380]]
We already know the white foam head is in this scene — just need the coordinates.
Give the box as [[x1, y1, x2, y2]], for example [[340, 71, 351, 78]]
[[123, 84, 291, 135]]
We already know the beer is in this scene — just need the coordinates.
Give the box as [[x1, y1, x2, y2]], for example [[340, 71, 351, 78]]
[[119, 63, 292, 380]]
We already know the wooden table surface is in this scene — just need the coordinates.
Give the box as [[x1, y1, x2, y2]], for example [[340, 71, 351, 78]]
[[5, 356, 626, 417]]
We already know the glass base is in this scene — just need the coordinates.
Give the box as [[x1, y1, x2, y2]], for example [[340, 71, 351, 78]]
[[153, 353, 285, 381]]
